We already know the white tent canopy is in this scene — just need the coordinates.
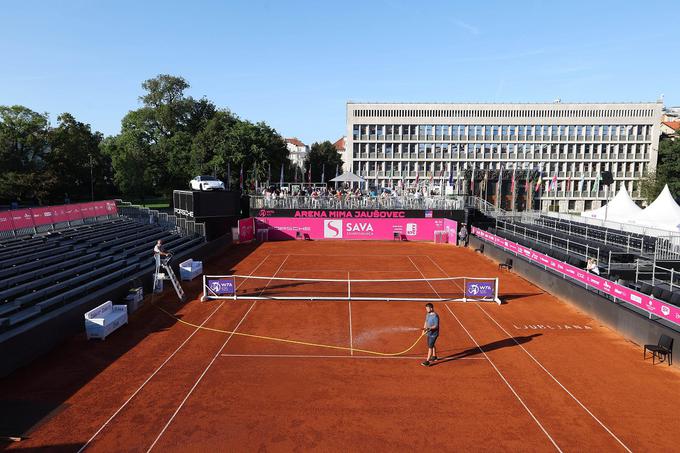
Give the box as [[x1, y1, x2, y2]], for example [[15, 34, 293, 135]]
[[330, 172, 365, 183], [627, 185, 680, 233], [580, 185, 642, 222]]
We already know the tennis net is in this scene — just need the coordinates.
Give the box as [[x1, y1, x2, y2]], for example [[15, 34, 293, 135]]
[[201, 274, 500, 304]]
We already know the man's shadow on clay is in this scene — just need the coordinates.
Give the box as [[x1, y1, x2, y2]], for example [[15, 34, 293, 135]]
[[430, 333, 542, 366]]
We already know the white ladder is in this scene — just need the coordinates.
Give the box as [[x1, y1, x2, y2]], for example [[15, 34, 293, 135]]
[[162, 262, 185, 301], [154, 257, 186, 302]]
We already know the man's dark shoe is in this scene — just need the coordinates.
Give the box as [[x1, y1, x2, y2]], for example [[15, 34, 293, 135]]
[[421, 361, 430, 367]]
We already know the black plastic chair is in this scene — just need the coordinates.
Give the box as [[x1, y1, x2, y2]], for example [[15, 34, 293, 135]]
[[474, 243, 484, 254], [670, 292, 680, 307], [639, 282, 654, 295], [499, 258, 513, 270], [652, 286, 664, 300], [644, 335, 674, 366], [660, 289, 673, 303]]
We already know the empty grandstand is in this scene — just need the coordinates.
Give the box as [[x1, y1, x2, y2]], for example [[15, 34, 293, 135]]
[[0, 200, 207, 376]]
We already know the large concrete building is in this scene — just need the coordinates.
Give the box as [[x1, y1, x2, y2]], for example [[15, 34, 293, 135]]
[[344, 102, 664, 212]]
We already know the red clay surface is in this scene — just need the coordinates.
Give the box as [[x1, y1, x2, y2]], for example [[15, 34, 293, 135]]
[[3, 240, 680, 452]]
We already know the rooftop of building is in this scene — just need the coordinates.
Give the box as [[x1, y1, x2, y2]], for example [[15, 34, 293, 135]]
[[285, 137, 306, 147], [663, 121, 680, 131]]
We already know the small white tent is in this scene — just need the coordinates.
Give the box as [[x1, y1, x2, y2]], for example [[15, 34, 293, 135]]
[[628, 185, 680, 232], [580, 185, 642, 222], [330, 172, 365, 183]]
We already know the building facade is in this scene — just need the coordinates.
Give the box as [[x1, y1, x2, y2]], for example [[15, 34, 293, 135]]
[[345, 102, 663, 212], [285, 137, 309, 169]]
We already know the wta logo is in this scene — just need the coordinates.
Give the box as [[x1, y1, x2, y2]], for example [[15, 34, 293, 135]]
[[323, 219, 343, 238]]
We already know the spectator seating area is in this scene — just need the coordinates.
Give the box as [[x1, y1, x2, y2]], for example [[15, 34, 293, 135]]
[[532, 216, 660, 256], [0, 217, 204, 333], [486, 218, 680, 309], [493, 218, 645, 267]]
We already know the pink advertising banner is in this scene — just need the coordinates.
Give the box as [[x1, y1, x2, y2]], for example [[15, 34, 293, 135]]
[[11, 209, 35, 230], [472, 227, 680, 326], [0, 200, 118, 232], [238, 217, 255, 243], [255, 217, 451, 241], [66, 204, 84, 221], [443, 218, 458, 245], [0, 210, 15, 232], [51, 205, 69, 224], [31, 206, 56, 226]]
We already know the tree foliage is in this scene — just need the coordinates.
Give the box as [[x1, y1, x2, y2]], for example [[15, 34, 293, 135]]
[[104, 74, 289, 196], [303, 141, 344, 183], [639, 138, 680, 203]]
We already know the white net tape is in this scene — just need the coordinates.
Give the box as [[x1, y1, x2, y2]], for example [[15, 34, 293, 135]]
[[202, 274, 500, 304]]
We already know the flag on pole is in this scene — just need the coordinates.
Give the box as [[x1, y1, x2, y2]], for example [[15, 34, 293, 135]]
[[448, 163, 454, 186], [510, 167, 516, 195], [550, 174, 557, 191], [470, 166, 476, 194], [321, 164, 325, 184], [239, 164, 244, 190], [578, 175, 584, 192], [335, 164, 339, 179], [227, 162, 231, 188], [279, 164, 284, 187], [525, 173, 530, 193], [267, 163, 271, 185], [567, 175, 572, 192], [307, 165, 311, 184], [535, 172, 542, 192], [592, 173, 601, 194]]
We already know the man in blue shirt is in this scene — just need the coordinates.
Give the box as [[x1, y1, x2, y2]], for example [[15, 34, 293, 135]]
[[422, 303, 439, 367]]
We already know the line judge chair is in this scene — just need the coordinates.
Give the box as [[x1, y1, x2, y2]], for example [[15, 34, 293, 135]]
[[644, 335, 674, 366], [499, 258, 513, 271]]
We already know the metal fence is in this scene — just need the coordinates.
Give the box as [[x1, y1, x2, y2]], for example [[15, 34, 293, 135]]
[[117, 201, 205, 238], [495, 219, 603, 266], [250, 195, 465, 211]]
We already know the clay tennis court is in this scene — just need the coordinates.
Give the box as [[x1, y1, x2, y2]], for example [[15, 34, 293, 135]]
[[3, 240, 680, 452]]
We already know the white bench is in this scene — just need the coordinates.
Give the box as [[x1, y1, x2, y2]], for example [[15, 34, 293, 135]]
[[84, 301, 128, 340], [179, 259, 203, 281]]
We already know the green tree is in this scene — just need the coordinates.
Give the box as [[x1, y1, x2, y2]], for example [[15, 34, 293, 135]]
[[106, 74, 217, 197], [0, 105, 53, 203], [654, 138, 680, 198], [47, 113, 112, 200], [303, 141, 344, 183], [192, 113, 290, 190]]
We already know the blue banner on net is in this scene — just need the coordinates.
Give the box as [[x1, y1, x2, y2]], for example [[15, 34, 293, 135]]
[[465, 281, 494, 298], [207, 278, 235, 296]]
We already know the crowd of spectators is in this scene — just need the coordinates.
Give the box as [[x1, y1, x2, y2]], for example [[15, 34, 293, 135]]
[[255, 184, 463, 210]]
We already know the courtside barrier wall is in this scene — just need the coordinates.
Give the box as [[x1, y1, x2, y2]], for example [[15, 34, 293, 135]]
[[0, 200, 118, 233], [472, 227, 680, 327], [255, 217, 457, 241]]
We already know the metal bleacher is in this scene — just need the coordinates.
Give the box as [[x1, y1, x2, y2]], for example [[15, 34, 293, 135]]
[[486, 211, 680, 311], [0, 214, 206, 333]]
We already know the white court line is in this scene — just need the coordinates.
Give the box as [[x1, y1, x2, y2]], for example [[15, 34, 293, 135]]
[[426, 255, 631, 452], [146, 255, 290, 452], [424, 255, 466, 295], [407, 255, 443, 299], [267, 254, 430, 257], [274, 269, 421, 273], [219, 353, 486, 360], [444, 304, 562, 452], [347, 271, 353, 356], [77, 254, 271, 453], [475, 304, 633, 453]]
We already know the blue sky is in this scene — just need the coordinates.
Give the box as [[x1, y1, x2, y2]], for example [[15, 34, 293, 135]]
[[1, 0, 676, 144]]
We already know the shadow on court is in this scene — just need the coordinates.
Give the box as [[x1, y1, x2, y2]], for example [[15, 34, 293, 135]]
[[499, 293, 544, 303], [429, 334, 542, 366]]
